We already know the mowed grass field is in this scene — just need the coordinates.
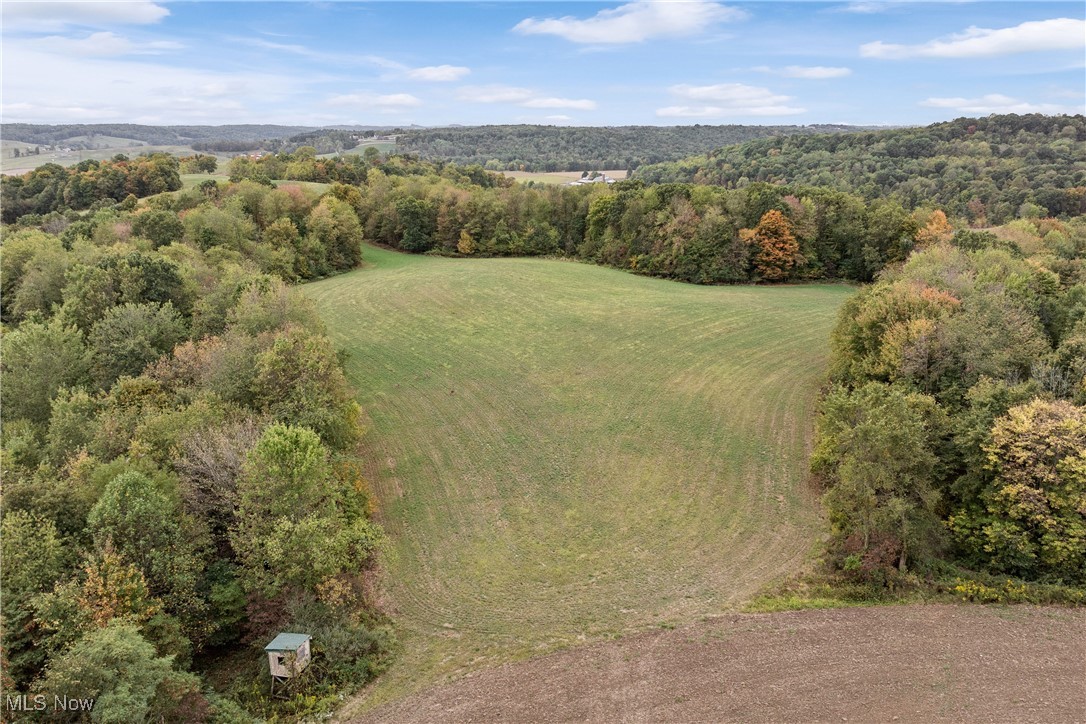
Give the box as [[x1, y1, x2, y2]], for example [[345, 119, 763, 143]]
[[303, 247, 852, 708]]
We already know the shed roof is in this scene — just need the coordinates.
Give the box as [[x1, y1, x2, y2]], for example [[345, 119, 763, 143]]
[[264, 633, 311, 651]]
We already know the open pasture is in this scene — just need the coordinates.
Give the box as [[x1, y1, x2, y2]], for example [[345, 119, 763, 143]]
[[304, 247, 851, 705], [0, 142, 202, 174]]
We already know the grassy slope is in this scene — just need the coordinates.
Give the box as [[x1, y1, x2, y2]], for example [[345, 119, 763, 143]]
[[0, 142, 201, 174], [303, 247, 852, 708]]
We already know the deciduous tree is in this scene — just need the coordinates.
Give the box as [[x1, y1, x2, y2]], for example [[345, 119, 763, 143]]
[[750, 209, 799, 281]]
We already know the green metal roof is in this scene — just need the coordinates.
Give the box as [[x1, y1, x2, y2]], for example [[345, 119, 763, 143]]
[[264, 633, 311, 651]]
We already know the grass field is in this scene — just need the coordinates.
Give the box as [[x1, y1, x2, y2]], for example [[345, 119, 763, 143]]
[[177, 173, 331, 196], [180, 172, 230, 189], [318, 141, 397, 160], [0, 142, 204, 175], [303, 247, 852, 709]]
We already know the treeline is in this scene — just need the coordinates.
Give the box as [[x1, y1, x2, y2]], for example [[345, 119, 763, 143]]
[[1, 154, 183, 224], [278, 129, 364, 155], [343, 165, 960, 284], [635, 115, 1086, 226], [396, 123, 869, 172], [228, 148, 509, 190], [192, 130, 365, 156], [813, 218, 1086, 592], [1, 178, 389, 719]]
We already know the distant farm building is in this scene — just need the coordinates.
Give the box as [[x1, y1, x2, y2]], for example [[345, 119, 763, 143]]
[[564, 173, 618, 186]]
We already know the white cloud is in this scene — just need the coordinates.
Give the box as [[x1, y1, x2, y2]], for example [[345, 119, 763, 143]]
[[232, 37, 405, 72], [2, 1, 169, 30], [513, 0, 746, 44], [840, 2, 889, 13], [327, 92, 422, 109], [406, 65, 470, 82], [861, 18, 1086, 59], [754, 65, 852, 79], [545, 115, 573, 122], [920, 94, 1074, 115], [837, 1, 977, 15], [0, 39, 299, 124], [42, 31, 183, 57], [235, 44, 470, 83], [657, 83, 805, 117], [457, 85, 597, 110]]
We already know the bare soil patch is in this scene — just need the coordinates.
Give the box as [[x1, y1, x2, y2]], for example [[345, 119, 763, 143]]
[[352, 604, 1085, 723]]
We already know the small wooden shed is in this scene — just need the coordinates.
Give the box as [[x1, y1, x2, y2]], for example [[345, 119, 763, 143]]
[[264, 633, 312, 680]]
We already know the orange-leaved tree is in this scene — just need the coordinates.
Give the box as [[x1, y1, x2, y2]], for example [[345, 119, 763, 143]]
[[914, 209, 953, 248], [751, 209, 799, 282]]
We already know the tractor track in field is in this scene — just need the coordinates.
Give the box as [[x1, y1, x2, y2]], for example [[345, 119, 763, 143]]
[[347, 604, 1086, 723]]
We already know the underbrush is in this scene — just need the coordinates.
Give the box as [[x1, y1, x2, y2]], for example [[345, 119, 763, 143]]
[[197, 593, 396, 722], [744, 560, 1086, 613]]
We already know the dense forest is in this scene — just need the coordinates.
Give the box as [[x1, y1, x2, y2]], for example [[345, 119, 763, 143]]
[[395, 123, 870, 172], [634, 114, 1086, 225], [814, 219, 1086, 594], [2, 113, 1084, 719], [1, 155, 184, 224], [1, 160, 400, 718], [191, 130, 380, 156]]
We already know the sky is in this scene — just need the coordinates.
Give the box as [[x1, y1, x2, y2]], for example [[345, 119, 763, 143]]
[[2, 1, 1084, 127]]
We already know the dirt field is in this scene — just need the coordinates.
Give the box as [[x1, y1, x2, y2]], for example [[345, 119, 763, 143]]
[[349, 604, 1085, 723]]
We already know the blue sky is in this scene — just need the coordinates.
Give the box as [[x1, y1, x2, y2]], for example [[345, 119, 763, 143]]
[[2, 1, 1083, 127]]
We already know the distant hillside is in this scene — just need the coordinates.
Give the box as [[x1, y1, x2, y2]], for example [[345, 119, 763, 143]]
[[1, 123, 318, 147], [395, 124, 877, 172], [633, 114, 1086, 225]]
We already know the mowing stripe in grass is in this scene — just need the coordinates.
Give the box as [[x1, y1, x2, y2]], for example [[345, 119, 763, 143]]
[[303, 246, 852, 709]]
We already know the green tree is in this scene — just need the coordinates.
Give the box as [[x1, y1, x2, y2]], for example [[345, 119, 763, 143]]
[[132, 209, 184, 249], [34, 620, 204, 724], [251, 326, 361, 448], [88, 302, 187, 388], [306, 196, 363, 271], [9, 240, 69, 321], [813, 382, 948, 571], [1, 511, 68, 686], [231, 425, 380, 595], [1, 230, 68, 322], [0, 318, 90, 428], [182, 204, 256, 251], [86, 471, 207, 637], [394, 197, 435, 252]]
